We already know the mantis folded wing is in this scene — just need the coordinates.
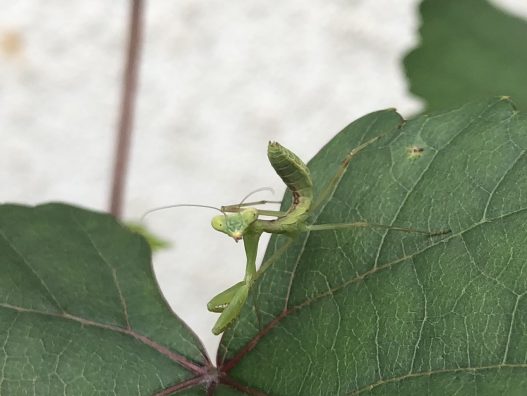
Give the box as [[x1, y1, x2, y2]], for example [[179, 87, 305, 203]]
[[207, 139, 449, 335]]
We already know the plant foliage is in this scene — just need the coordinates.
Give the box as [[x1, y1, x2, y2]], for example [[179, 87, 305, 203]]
[[405, 0, 527, 112]]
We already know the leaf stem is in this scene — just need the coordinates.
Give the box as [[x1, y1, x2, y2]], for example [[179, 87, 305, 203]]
[[109, 0, 145, 218]]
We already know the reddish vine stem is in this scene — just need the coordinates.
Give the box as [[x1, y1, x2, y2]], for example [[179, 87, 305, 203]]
[[109, 0, 145, 218]]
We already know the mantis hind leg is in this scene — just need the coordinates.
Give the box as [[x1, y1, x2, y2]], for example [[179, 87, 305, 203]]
[[307, 222, 450, 236], [211, 282, 250, 335], [207, 280, 246, 313], [312, 136, 381, 210]]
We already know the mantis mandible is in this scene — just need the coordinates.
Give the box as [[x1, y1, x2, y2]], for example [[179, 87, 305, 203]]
[[205, 138, 449, 335]]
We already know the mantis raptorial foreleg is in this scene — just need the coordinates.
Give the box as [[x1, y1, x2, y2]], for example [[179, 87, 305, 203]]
[[207, 280, 246, 313], [207, 231, 262, 335], [210, 282, 250, 335]]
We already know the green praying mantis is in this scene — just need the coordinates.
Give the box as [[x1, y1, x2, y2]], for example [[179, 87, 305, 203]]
[[207, 137, 451, 335], [145, 137, 449, 335]]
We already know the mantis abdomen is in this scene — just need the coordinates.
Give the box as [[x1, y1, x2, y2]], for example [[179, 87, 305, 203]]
[[265, 142, 313, 231]]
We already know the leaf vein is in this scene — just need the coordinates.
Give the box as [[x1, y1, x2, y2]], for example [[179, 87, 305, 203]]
[[0, 230, 63, 312], [69, 210, 131, 329], [347, 363, 527, 395]]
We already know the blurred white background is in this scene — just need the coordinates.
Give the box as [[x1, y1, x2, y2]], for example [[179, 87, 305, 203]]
[[1, 0, 526, 358]]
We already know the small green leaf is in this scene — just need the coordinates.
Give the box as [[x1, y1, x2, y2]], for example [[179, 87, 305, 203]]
[[0, 204, 211, 395], [218, 98, 527, 394], [405, 0, 527, 112], [125, 221, 171, 252]]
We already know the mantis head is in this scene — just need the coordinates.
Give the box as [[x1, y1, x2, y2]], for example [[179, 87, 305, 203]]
[[211, 208, 258, 242]]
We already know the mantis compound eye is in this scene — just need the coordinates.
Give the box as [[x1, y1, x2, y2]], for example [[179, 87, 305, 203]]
[[211, 215, 228, 234], [240, 208, 258, 223]]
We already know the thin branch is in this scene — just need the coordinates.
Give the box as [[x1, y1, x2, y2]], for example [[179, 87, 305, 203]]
[[109, 0, 145, 218]]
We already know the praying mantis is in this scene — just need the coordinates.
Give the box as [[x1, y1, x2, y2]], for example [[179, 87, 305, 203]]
[[203, 138, 449, 335]]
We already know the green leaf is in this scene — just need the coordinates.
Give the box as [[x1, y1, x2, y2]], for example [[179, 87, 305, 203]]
[[125, 221, 171, 252], [404, 0, 527, 112], [0, 204, 211, 395], [218, 98, 527, 394]]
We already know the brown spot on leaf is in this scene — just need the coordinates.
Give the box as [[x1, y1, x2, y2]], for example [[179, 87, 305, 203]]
[[407, 145, 425, 160]]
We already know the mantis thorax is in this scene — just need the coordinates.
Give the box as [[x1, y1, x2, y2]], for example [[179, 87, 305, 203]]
[[211, 208, 258, 241]]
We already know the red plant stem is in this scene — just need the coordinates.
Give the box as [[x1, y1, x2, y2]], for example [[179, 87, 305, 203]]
[[109, 0, 145, 218]]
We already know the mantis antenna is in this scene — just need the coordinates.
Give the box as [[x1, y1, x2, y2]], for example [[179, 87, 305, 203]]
[[237, 186, 281, 207], [140, 204, 223, 222], [218, 187, 283, 214], [141, 187, 281, 223]]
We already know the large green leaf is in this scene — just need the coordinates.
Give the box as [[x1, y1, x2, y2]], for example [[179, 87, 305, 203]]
[[2, 98, 527, 395], [0, 204, 211, 395], [404, 0, 527, 112], [218, 97, 527, 394]]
